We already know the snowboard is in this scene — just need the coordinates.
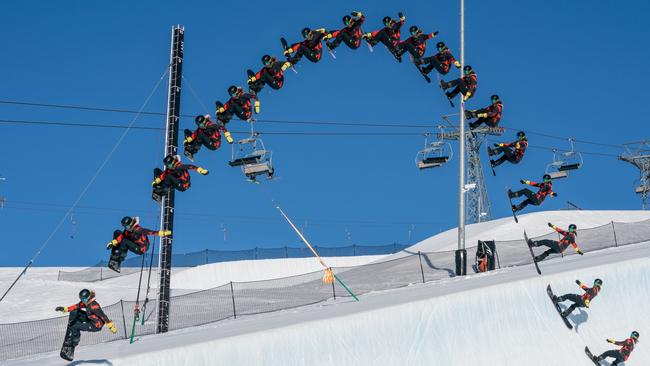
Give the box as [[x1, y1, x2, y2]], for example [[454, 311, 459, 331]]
[[60, 344, 75, 361], [364, 39, 374, 52], [546, 284, 573, 329], [183, 148, 195, 162], [416, 65, 431, 83], [439, 80, 455, 107], [325, 43, 337, 59], [108, 259, 121, 273], [524, 230, 542, 275], [584, 346, 601, 365], [152, 190, 163, 204], [506, 188, 519, 223], [488, 159, 496, 176]]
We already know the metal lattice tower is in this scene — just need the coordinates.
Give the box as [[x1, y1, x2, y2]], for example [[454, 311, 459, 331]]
[[441, 126, 503, 224], [619, 141, 650, 209]]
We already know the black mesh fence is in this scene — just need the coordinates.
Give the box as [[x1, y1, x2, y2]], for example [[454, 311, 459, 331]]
[[3, 218, 650, 362], [57, 243, 411, 283]]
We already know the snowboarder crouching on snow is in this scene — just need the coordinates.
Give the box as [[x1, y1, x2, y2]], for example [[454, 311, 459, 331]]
[[509, 174, 556, 213], [56, 289, 116, 360], [591, 331, 639, 365], [528, 222, 584, 262], [106, 216, 171, 272], [552, 278, 601, 317]]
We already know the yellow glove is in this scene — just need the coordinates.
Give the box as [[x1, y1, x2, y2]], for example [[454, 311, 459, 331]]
[[607, 339, 615, 344], [351, 11, 362, 17], [158, 230, 172, 237], [314, 28, 326, 34], [323, 33, 333, 40], [248, 75, 257, 83], [463, 92, 472, 101], [197, 167, 209, 175], [106, 239, 118, 249], [152, 177, 162, 186], [216, 106, 225, 114], [184, 136, 194, 144], [583, 299, 590, 308], [107, 322, 117, 334], [254, 100, 260, 114], [281, 62, 292, 71], [497, 143, 505, 147], [224, 131, 233, 144], [55, 306, 68, 312], [283, 48, 292, 56], [477, 113, 487, 118], [454, 60, 461, 68]]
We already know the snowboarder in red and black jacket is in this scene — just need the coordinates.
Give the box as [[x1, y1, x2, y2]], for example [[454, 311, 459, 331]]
[[417, 41, 461, 76], [247, 55, 293, 94], [489, 131, 528, 168], [395, 25, 438, 62], [467, 94, 503, 129], [55, 289, 117, 353], [152, 154, 208, 201], [440, 65, 477, 102], [324, 11, 365, 51], [362, 12, 405, 62], [552, 278, 602, 317], [509, 174, 557, 213], [183, 115, 232, 161], [283, 27, 329, 64], [592, 331, 639, 365], [216, 85, 260, 124], [528, 222, 583, 262], [106, 216, 171, 272]]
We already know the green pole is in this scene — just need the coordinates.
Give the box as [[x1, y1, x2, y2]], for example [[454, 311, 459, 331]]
[[334, 274, 359, 302]]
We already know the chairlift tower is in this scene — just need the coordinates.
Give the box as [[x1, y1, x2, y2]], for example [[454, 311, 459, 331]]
[[619, 141, 650, 209]]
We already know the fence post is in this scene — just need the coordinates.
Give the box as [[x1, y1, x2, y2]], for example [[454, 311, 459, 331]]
[[100, 267, 103, 281], [120, 300, 128, 340], [254, 247, 258, 260], [331, 278, 336, 300], [353, 244, 356, 256], [205, 249, 209, 265], [285, 245, 288, 258], [393, 242, 397, 253], [418, 251, 425, 284], [229, 282, 237, 319], [611, 221, 618, 247]]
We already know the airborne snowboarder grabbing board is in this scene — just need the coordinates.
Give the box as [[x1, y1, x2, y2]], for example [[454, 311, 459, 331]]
[[586, 331, 639, 365]]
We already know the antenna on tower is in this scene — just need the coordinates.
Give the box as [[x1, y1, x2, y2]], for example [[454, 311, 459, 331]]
[[619, 140, 650, 209]]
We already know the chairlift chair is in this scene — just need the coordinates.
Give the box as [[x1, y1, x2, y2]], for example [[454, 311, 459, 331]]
[[545, 138, 583, 180], [415, 131, 452, 170], [229, 132, 274, 181]]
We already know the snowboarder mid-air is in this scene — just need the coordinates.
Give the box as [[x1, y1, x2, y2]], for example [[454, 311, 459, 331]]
[[247, 55, 293, 94], [466, 94, 503, 129], [552, 279, 601, 318], [509, 174, 557, 213], [362, 12, 405, 61], [216, 85, 260, 124], [56, 289, 117, 361], [324, 11, 365, 51], [395, 25, 438, 62], [283, 27, 329, 64], [489, 131, 528, 169], [152, 154, 209, 202], [416, 41, 461, 77], [183, 114, 232, 161], [106, 216, 171, 272], [528, 222, 584, 262], [440, 65, 477, 102], [591, 331, 639, 365]]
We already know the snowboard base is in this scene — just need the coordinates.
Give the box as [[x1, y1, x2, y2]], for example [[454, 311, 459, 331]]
[[108, 260, 121, 273], [546, 285, 573, 329], [584, 346, 601, 365], [507, 187, 519, 223], [60, 344, 75, 361], [524, 231, 542, 275]]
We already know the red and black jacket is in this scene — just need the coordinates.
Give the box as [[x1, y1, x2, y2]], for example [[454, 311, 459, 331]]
[[188, 120, 225, 144], [288, 30, 327, 59], [370, 17, 404, 46], [253, 60, 286, 88], [66, 299, 110, 329], [400, 32, 435, 58], [433, 49, 459, 74], [523, 179, 554, 203], [478, 101, 503, 125], [502, 139, 528, 161], [223, 93, 255, 120], [463, 72, 478, 97], [578, 283, 600, 304], [159, 162, 200, 190], [115, 224, 159, 252], [329, 15, 365, 48], [613, 338, 636, 361], [552, 226, 578, 253]]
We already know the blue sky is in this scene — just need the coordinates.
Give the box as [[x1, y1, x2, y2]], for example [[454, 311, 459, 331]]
[[1, 0, 648, 266]]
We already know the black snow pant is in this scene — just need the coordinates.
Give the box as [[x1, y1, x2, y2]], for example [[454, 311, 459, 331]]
[[596, 350, 624, 365], [329, 31, 361, 50], [153, 168, 189, 197], [65, 310, 101, 347], [445, 78, 471, 100], [510, 188, 541, 212], [396, 41, 423, 61], [216, 101, 251, 123], [110, 230, 147, 264], [289, 45, 323, 64], [556, 293, 585, 316], [420, 56, 450, 76], [248, 70, 283, 93], [492, 147, 520, 167], [469, 113, 498, 129], [368, 29, 399, 53], [184, 129, 220, 154], [530, 239, 561, 262]]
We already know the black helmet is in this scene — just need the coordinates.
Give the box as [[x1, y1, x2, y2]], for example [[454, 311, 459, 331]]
[[227, 85, 238, 97], [163, 154, 177, 168], [409, 25, 419, 35], [261, 54, 272, 65], [463, 65, 473, 74], [79, 289, 92, 303], [342, 15, 352, 25], [491, 94, 500, 102], [568, 224, 577, 232], [195, 114, 206, 126], [543, 173, 552, 182], [382, 16, 392, 26], [631, 331, 640, 341], [436, 41, 446, 50], [301, 27, 311, 38], [121, 216, 136, 229], [517, 131, 526, 139], [594, 278, 603, 287]]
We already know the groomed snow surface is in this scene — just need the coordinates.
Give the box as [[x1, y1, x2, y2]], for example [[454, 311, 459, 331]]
[[2, 210, 650, 365]]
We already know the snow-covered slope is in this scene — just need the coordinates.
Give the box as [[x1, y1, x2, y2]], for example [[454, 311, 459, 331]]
[[7, 242, 650, 366], [397, 210, 650, 255]]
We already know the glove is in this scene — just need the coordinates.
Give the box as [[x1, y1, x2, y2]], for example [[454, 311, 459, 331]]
[[398, 12, 405, 20], [55, 306, 66, 312], [106, 239, 118, 249], [548, 222, 554, 228], [462, 92, 472, 101], [520, 179, 526, 184], [224, 131, 234, 144], [197, 167, 209, 175], [184, 136, 194, 144], [497, 143, 505, 147], [552, 192, 558, 197], [323, 33, 333, 40], [583, 299, 590, 308], [575, 280, 581, 285], [281, 61, 292, 71], [607, 339, 615, 344], [247, 75, 257, 83], [351, 11, 362, 17], [576, 249, 584, 256], [107, 321, 117, 334], [254, 100, 260, 114], [152, 177, 162, 186], [158, 230, 172, 237], [454, 60, 461, 68], [431, 31, 439, 37], [477, 113, 488, 118], [283, 48, 292, 56]]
